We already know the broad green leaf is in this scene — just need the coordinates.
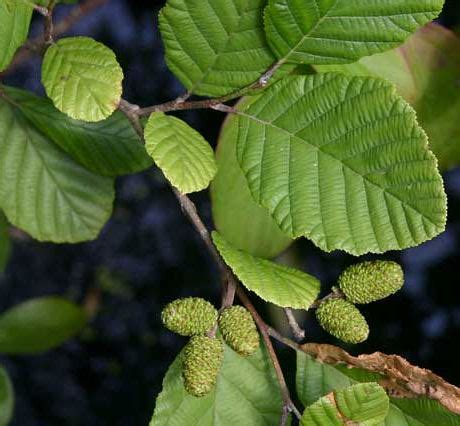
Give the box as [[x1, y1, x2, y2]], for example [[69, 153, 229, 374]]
[[236, 74, 447, 255], [264, 0, 444, 65], [316, 24, 460, 171], [212, 231, 320, 308], [159, 0, 279, 97], [389, 399, 460, 426], [300, 383, 389, 426], [0, 97, 114, 243], [0, 212, 10, 273], [41, 37, 123, 122], [0, 297, 87, 354], [151, 340, 284, 425], [296, 352, 460, 425], [0, 366, 13, 426], [0, 1, 32, 72], [4, 86, 152, 176], [144, 112, 217, 194], [211, 99, 292, 258]]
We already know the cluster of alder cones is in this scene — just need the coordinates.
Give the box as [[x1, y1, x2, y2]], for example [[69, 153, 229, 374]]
[[161, 260, 404, 396], [161, 298, 259, 397], [316, 260, 405, 344]]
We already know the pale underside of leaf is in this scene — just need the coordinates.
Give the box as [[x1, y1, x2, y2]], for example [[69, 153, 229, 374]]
[[212, 231, 320, 308], [264, 0, 445, 65], [144, 112, 217, 194], [0, 1, 32, 72], [41, 36, 123, 122], [159, 0, 277, 97], [236, 74, 447, 255], [151, 341, 283, 425], [0, 99, 114, 243]]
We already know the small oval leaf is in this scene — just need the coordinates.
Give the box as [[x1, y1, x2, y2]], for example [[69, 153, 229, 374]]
[[212, 231, 320, 309], [145, 112, 217, 194], [41, 37, 123, 122]]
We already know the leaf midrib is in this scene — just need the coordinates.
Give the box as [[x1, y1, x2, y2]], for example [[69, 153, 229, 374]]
[[274, 0, 340, 65], [237, 109, 442, 230], [187, 1, 265, 94]]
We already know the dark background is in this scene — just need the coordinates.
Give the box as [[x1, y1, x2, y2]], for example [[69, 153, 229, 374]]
[[1, 1, 460, 425]]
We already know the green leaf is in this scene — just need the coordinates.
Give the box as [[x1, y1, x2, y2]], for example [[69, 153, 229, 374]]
[[0, 212, 10, 274], [212, 231, 320, 308], [144, 112, 217, 194], [0, 297, 87, 354], [4, 85, 152, 176], [264, 0, 444, 65], [33, 0, 77, 4], [159, 0, 278, 97], [151, 340, 284, 425], [236, 74, 447, 255], [211, 99, 292, 258], [0, 1, 32, 72], [316, 24, 460, 172], [296, 352, 460, 425], [0, 97, 114, 243], [300, 383, 389, 426], [0, 366, 13, 426], [41, 36, 123, 122]]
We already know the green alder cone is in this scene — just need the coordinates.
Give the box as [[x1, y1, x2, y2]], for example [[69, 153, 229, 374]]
[[316, 299, 369, 344], [339, 261, 404, 304], [161, 297, 218, 336], [218, 306, 260, 357], [182, 336, 224, 397]]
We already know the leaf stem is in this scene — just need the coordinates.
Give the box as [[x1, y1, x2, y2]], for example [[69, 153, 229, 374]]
[[284, 308, 305, 341]]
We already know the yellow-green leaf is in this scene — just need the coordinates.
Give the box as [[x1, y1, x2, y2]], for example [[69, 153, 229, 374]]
[[236, 74, 447, 255], [145, 112, 217, 194], [212, 231, 320, 309], [41, 37, 123, 122]]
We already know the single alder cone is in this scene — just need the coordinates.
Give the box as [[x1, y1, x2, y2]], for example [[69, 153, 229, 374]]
[[339, 260, 404, 304], [182, 336, 224, 397], [161, 297, 217, 336], [218, 306, 259, 356], [316, 298, 369, 344]]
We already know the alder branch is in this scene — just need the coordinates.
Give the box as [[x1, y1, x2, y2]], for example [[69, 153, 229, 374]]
[[44, 0, 57, 44], [117, 109, 301, 421], [236, 286, 302, 423], [131, 59, 282, 117]]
